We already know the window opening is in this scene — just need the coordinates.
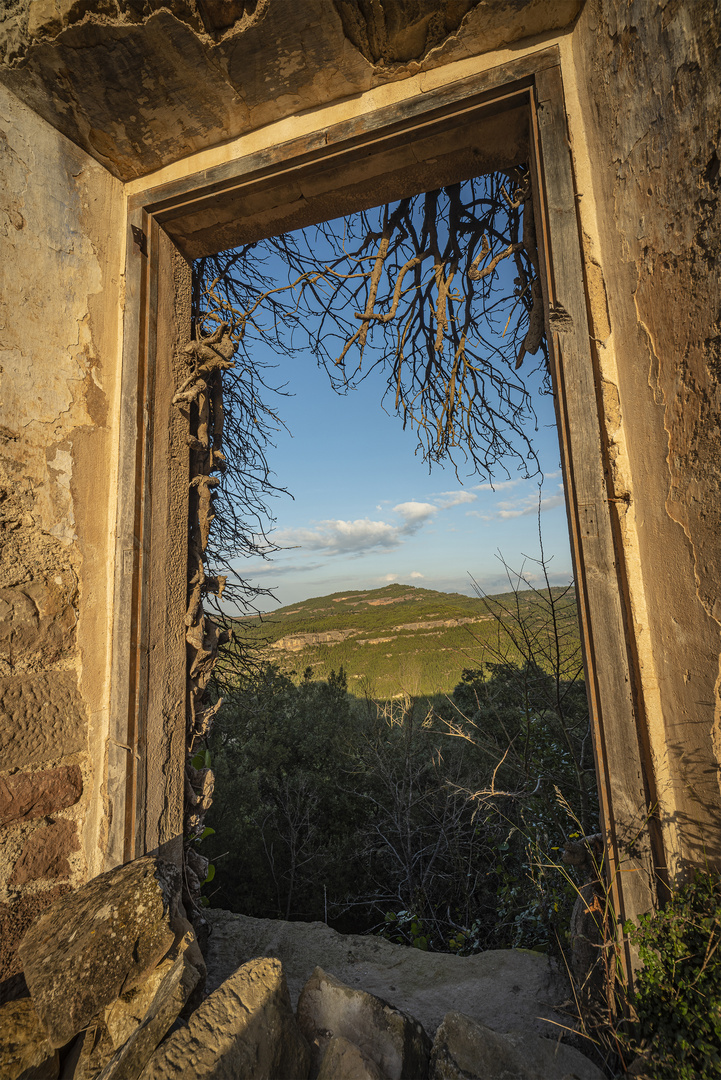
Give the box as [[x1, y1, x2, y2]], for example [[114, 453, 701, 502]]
[[180, 170, 598, 967]]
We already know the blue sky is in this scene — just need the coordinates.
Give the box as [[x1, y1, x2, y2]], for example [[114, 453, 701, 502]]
[[235, 347, 572, 609]]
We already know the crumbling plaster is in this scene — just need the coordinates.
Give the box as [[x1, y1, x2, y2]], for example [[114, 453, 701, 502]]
[[0, 81, 124, 980], [0, 0, 581, 180]]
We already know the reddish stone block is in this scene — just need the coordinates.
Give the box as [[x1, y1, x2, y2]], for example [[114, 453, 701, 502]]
[[0, 765, 82, 826], [9, 820, 79, 887]]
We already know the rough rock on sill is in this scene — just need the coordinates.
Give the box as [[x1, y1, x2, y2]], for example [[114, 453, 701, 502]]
[[205, 908, 568, 1042]]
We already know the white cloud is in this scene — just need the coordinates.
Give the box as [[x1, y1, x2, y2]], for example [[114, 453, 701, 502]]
[[381, 570, 423, 583], [434, 490, 477, 509], [275, 518, 403, 556], [273, 502, 439, 560], [393, 501, 437, 527]]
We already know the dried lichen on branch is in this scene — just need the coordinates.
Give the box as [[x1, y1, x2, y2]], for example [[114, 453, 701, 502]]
[[170, 324, 238, 913]]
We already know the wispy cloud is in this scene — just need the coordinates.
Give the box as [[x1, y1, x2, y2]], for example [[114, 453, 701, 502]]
[[243, 561, 325, 577], [434, 490, 477, 509], [269, 481, 564, 565], [496, 492, 565, 519], [473, 478, 524, 492], [471, 565, 574, 593], [466, 490, 565, 521], [409, 571, 424, 579]]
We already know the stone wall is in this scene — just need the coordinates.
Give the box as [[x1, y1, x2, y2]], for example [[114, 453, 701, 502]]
[[568, 0, 721, 878], [0, 0, 719, 1000], [0, 83, 123, 992]]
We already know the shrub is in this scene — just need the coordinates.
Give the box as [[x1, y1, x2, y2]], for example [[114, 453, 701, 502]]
[[623, 870, 721, 1079]]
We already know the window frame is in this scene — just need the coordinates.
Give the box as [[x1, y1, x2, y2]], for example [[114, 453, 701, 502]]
[[109, 44, 660, 978]]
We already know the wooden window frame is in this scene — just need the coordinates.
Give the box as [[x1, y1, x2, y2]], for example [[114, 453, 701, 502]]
[[109, 44, 660, 975]]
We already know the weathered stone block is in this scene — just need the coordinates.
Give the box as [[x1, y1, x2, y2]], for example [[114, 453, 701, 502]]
[[0, 764, 83, 825], [0, 886, 71, 986], [317, 1035, 384, 1080], [429, 1011, 604, 1080], [27, 0, 66, 39], [0, 996, 59, 1079], [18, 856, 179, 1048], [0, 581, 76, 669], [170, 912, 207, 985], [74, 947, 200, 1080], [0, 671, 85, 769], [141, 957, 310, 1079], [297, 967, 431, 1080], [9, 818, 80, 885]]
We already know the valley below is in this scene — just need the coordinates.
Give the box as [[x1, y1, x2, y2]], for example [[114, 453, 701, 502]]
[[233, 581, 579, 698]]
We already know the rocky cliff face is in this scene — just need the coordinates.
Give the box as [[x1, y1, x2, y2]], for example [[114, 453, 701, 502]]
[[271, 629, 360, 653]]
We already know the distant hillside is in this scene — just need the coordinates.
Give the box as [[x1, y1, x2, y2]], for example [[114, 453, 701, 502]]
[[232, 582, 579, 698]]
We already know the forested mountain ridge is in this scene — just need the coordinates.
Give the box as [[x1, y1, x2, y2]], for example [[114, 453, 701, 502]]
[[233, 582, 579, 697]]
